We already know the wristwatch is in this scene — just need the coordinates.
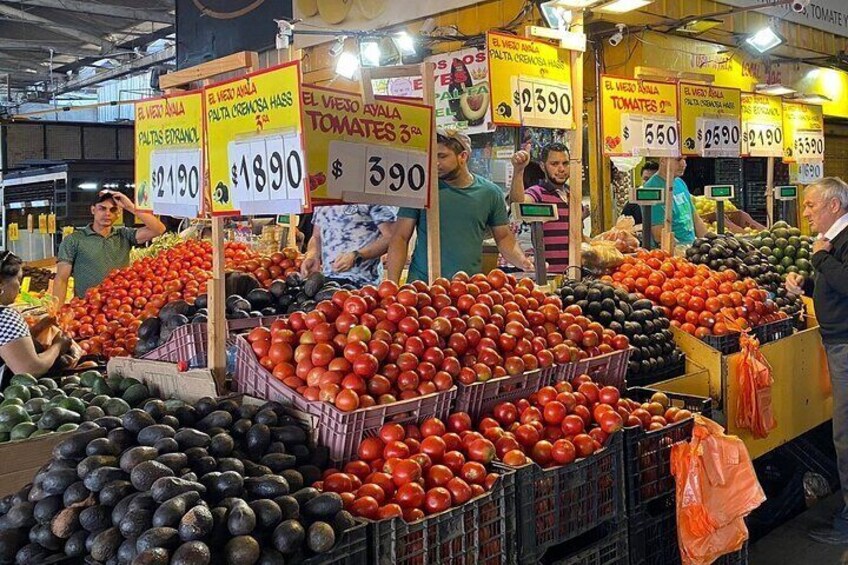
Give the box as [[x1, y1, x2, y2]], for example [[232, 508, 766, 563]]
[[353, 250, 363, 265]]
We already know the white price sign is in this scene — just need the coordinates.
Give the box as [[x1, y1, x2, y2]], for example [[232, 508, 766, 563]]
[[327, 140, 429, 208], [697, 118, 741, 158], [622, 115, 679, 157], [150, 149, 202, 218], [744, 123, 783, 157], [793, 131, 825, 161], [228, 133, 305, 215], [513, 76, 574, 129], [797, 160, 824, 184]]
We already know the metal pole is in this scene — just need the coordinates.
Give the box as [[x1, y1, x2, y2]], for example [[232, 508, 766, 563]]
[[531, 223, 547, 286], [716, 200, 725, 234], [642, 205, 653, 250]]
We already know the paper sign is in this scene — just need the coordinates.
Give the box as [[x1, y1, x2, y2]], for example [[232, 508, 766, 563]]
[[205, 61, 307, 216], [487, 32, 572, 128], [783, 102, 825, 167], [301, 85, 433, 208], [8, 224, 18, 242], [741, 93, 784, 157], [601, 75, 679, 157], [47, 214, 56, 235], [679, 83, 741, 157], [38, 215, 47, 234], [796, 161, 824, 184], [135, 91, 204, 218]]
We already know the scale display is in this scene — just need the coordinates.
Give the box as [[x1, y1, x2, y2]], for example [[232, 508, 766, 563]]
[[774, 185, 798, 201], [512, 202, 559, 222], [629, 186, 665, 206], [704, 184, 735, 201]]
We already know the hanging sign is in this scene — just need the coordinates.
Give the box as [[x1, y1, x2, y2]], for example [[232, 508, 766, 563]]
[[302, 84, 433, 208], [7, 223, 18, 242], [783, 102, 824, 169], [205, 61, 308, 216], [601, 75, 679, 157], [487, 32, 573, 129], [135, 90, 204, 218], [38, 214, 47, 234], [740, 93, 784, 157], [679, 83, 741, 158], [47, 214, 56, 235]]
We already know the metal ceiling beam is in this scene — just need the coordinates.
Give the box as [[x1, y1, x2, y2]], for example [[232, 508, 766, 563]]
[[3, 0, 174, 24], [0, 3, 109, 51], [0, 38, 100, 58]]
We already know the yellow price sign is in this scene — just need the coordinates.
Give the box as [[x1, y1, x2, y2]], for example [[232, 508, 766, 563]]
[[47, 214, 56, 235], [8, 223, 18, 242], [38, 214, 47, 234], [135, 91, 204, 218], [783, 102, 824, 164], [741, 93, 784, 157], [302, 85, 434, 208], [487, 32, 572, 129], [20, 277, 30, 294], [205, 61, 307, 216], [679, 83, 741, 158], [601, 75, 679, 157]]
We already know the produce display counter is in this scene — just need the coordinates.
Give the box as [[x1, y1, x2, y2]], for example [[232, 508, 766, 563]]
[[659, 302, 828, 459]]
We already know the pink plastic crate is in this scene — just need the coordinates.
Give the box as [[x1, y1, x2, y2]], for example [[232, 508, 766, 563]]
[[230, 335, 458, 465], [554, 348, 633, 392], [454, 366, 557, 420], [142, 323, 209, 365]]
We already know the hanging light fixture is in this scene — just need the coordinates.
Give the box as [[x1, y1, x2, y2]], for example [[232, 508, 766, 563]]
[[744, 26, 785, 54]]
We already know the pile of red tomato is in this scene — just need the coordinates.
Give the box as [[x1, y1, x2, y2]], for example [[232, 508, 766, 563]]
[[317, 416, 502, 522], [602, 250, 786, 337], [63, 240, 302, 358], [245, 270, 632, 413]]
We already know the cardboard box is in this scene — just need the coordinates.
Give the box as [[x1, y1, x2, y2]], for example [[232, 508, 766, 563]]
[[106, 357, 218, 404], [0, 432, 69, 498]]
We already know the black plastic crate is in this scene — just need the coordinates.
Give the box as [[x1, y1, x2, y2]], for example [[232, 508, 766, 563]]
[[627, 356, 686, 388], [495, 432, 625, 564], [369, 471, 515, 565], [623, 388, 711, 515], [546, 522, 628, 565], [700, 316, 796, 355]]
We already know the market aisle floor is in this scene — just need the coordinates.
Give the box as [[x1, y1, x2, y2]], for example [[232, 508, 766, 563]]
[[751, 493, 848, 564]]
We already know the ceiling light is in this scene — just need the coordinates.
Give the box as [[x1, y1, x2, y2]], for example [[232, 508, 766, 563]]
[[335, 51, 359, 79], [539, 0, 602, 10], [673, 18, 722, 36], [539, 1, 576, 29], [794, 93, 831, 104], [745, 26, 785, 53], [394, 32, 417, 56], [755, 83, 796, 96], [78, 182, 99, 190], [594, 0, 654, 13], [360, 40, 382, 67]]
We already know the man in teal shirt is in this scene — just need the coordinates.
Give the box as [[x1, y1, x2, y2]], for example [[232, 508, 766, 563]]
[[387, 129, 532, 282], [647, 157, 707, 248]]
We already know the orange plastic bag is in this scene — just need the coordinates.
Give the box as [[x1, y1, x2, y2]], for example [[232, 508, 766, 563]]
[[735, 331, 776, 439], [671, 416, 766, 565]]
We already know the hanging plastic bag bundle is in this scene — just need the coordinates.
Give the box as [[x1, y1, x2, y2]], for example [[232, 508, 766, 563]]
[[736, 330, 777, 439], [671, 415, 766, 565]]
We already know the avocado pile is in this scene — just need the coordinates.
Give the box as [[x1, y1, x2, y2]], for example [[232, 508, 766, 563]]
[[559, 280, 684, 382], [0, 396, 355, 564], [0, 371, 151, 444], [685, 233, 783, 293], [135, 272, 351, 357], [744, 221, 813, 281]]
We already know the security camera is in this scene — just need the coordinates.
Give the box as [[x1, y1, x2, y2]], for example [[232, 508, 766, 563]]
[[792, 0, 810, 12], [609, 24, 626, 47]]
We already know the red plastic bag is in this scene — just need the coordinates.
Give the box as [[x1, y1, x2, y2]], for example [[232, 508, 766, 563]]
[[735, 331, 776, 439], [671, 416, 766, 565]]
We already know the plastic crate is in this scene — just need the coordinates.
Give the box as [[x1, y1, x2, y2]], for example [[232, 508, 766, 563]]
[[226, 313, 287, 332], [495, 432, 625, 564], [555, 348, 632, 391], [305, 520, 369, 565], [230, 335, 458, 465], [142, 323, 209, 366], [623, 387, 711, 515], [454, 368, 549, 420], [628, 356, 686, 387], [547, 523, 628, 565], [369, 471, 515, 565], [700, 316, 796, 354]]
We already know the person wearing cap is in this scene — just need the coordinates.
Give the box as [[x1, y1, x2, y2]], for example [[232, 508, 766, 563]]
[[387, 129, 532, 282], [53, 190, 166, 304]]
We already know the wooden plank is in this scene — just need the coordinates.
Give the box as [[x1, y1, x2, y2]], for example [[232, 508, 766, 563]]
[[159, 51, 259, 90], [662, 159, 674, 253], [208, 217, 227, 393], [421, 62, 441, 282], [569, 13, 584, 280], [766, 156, 775, 228]]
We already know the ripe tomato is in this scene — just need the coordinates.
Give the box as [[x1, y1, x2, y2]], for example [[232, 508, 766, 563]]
[[460, 462, 487, 485], [446, 477, 473, 505], [426, 464, 454, 488], [551, 439, 577, 465], [395, 482, 426, 509], [350, 496, 380, 519], [424, 487, 452, 515], [379, 423, 405, 444], [420, 436, 447, 462], [391, 459, 423, 487], [543, 401, 567, 425]]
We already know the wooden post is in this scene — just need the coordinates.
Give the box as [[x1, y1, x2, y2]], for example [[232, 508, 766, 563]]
[[766, 156, 775, 228], [569, 12, 585, 281], [662, 159, 674, 254], [359, 63, 440, 282], [158, 51, 259, 393]]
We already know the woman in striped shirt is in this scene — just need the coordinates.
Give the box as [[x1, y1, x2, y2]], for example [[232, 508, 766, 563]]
[[509, 143, 588, 275]]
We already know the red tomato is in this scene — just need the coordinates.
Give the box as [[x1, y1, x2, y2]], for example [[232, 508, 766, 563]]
[[551, 439, 577, 465], [358, 437, 385, 461], [395, 482, 425, 509], [426, 464, 454, 488], [391, 459, 423, 487], [424, 487, 452, 515], [446, 477, 473, 505], [350, 496, 379, 519]]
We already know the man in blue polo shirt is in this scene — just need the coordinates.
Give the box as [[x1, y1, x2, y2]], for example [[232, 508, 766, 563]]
[[648, 157, 708, 249]]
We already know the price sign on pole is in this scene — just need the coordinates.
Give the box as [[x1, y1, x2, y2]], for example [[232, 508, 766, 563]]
[[47, 214, 56, 235], [487, 32, 573, 129], [205, 61, 308, 215], [797, 161, 824, 184], [601, 75, 679, 157], [302, 84, 433, 208], [783, 102, 825, 183], [135, 91, 204, 218], [38, 214, 47, 234], [7, 224, 18, 242], [679, 83, 742, 158], [741, 93, 784, 158]]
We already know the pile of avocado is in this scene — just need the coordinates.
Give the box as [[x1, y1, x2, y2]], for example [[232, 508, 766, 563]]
[[685, 233, 783, 294], [0, 395, 357, 564], [744, 221, 813, 280], [0, 370, 151, 443]]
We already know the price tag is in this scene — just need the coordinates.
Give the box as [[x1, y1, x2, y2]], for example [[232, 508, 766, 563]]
[[38, 215, 47, 234], [47, 214, 56, 235], [149, 149, 202, 218], [797, 161, 824, 184], [228, 132, 306, 215], [327, 140, 429, 208], [792, 131, 824, 161], [744, 123, 783, 157], [8, 224, 18, 242], [697, 118, 740, 158], [624, 115, 679, 157], [513, 76, 574, 129]]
